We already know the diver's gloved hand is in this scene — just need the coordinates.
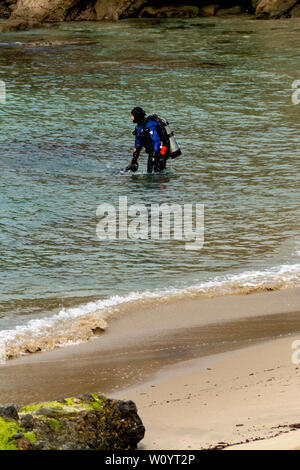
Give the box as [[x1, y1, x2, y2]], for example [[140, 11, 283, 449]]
[[125, 161, 138, 172], [125, 151, 139, 172]]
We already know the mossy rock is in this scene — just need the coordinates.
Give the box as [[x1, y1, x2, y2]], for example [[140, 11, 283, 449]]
[[0, 394, 145, 450], [0, 417, 36, 450]]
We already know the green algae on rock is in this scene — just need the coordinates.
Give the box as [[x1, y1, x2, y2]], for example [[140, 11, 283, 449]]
[[0, 394, 145, 450], [0, 417, 36, 450]]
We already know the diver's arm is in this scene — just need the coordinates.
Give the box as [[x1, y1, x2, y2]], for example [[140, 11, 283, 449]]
[[125, 133, 143, 172], [130, 133, 143, 166], [125, 151, 139, 172], [134, 129, 144, 155]]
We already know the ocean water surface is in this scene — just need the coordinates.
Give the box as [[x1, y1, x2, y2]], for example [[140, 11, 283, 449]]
[[0, 17, 300, 359]]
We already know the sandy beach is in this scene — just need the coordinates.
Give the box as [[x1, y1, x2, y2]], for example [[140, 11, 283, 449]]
[[112, 335, 300, 450], [1, 286, 300, 450]]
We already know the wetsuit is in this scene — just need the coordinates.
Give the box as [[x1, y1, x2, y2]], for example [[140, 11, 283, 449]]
[[134, 118, 166, 173]]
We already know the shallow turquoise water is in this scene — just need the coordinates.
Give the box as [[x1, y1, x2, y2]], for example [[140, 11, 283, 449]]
[[0, 17, 300, 340]]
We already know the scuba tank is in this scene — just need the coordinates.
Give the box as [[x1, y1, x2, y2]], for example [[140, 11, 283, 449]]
[[145, 114, 182, 159], [163, 120, 182, 159]]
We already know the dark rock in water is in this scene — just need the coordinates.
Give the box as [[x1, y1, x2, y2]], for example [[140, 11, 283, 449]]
[[0, 394, 145, 450]]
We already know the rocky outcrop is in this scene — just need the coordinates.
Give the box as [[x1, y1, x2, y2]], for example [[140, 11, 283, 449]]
[[138, 4, 200, 17], [255, 0, 298, 17], [216, 4, 243, 14], [0, 394, 145, 450], [1, 0, 300, 28], [95, 0, 145, 20], [95, 1, 248, 19], [0, 18, 41, 31], [10, 0, 146, 21], [0, 0, 18, 17], [11, 0, 80, 21], [0, 0, 252, 23], [290, 2, 300, 14], [200, 4, 219, 16], [0, 1, 10, 17]]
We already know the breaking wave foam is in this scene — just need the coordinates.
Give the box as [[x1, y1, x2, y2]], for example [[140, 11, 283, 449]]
[[1, 263, 300, 363]]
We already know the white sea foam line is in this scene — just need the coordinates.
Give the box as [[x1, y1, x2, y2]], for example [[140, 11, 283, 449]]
[[0, 263, 300, 357], [0, 291, 166, 352]]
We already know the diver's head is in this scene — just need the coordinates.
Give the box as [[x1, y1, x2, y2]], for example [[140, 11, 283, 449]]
[[131, 107, 146, 124]]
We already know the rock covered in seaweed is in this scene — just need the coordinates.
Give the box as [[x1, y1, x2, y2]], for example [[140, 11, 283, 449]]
[[0, 394, 145, 450]]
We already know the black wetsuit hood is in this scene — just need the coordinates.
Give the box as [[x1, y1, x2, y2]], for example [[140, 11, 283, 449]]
[[131, 107, 146, 125]]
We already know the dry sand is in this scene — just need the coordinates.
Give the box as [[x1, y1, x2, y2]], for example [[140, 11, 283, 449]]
[[112, 334, 300, 450], [1, 287, 300, 450]]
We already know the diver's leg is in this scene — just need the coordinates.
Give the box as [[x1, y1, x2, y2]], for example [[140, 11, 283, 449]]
[[160, 155, 166, 171], [147, 153, 154, 173], [154, 153, 166, 172]]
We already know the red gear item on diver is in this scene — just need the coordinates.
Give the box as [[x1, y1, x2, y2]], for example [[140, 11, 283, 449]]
[[160, 146, 167, 155]]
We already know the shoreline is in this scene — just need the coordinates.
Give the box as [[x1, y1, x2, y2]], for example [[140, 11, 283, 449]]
[[2, 276, 300, 361], [1, 287, 300, 449]]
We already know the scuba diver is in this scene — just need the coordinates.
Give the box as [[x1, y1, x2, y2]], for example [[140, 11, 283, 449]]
[[125, 107, 181, 174]]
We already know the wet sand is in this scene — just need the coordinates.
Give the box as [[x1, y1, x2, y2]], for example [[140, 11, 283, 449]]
[[0, 287, 300, 449]]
